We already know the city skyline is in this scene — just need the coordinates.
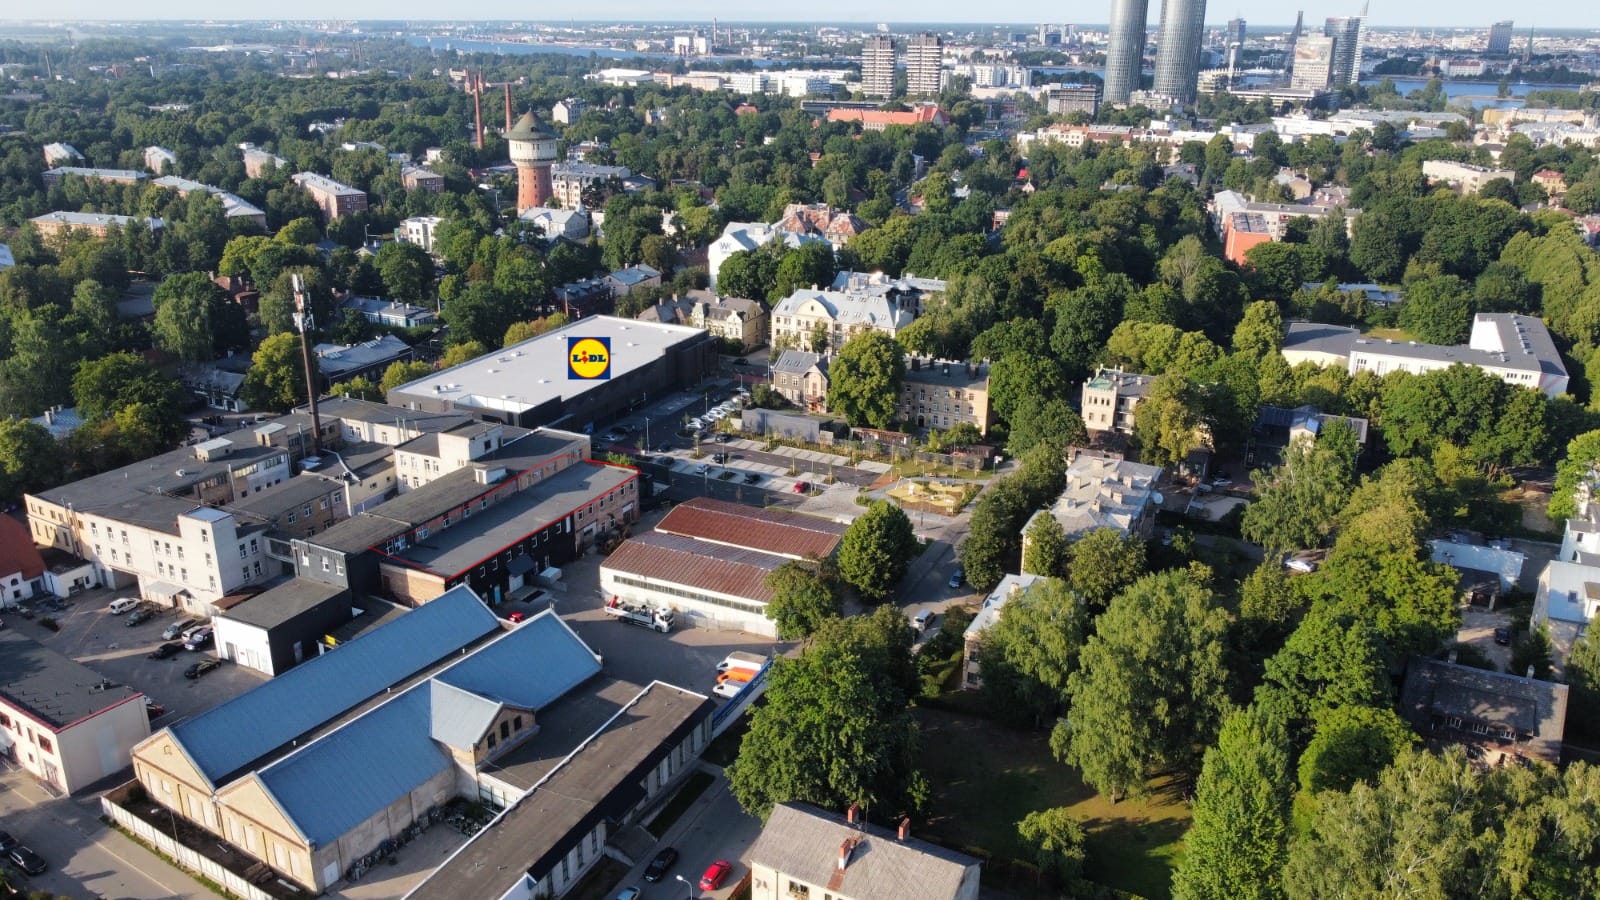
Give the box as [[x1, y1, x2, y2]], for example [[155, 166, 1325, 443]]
[[16, 4, 1600, 28]]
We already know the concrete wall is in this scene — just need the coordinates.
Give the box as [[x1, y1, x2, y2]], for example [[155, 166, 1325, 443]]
[[54, 695, 151, 793], [102, 795, 282, 900]]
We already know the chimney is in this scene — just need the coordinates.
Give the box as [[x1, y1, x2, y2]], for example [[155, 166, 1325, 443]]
[[911, 357, 921, 371], [846, 802, 860, 825], [43, 409, 53, 425], [898, 818, 910, 841], [838, 838, 856, 870], [1447, 649, 1459, 664]]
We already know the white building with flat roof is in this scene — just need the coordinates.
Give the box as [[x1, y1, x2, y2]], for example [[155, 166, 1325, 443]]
[[1347, 314, 1568, 397]]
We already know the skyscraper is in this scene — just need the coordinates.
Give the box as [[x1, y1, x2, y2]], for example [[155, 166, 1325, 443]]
[[1153, 0, 1209, 104], [1323, 8, 1367, 89], [906, 33, 944, 96], [1104, 0, 1150, 105], [1226, 17, 1247, 49], [861, 35, 896, 98], [1290, 35, 1336, 90], [1487, 20, 1514, 55]]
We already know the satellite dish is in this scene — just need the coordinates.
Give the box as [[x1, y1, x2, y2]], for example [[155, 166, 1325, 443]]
[[1152, 492, 1165, 505]]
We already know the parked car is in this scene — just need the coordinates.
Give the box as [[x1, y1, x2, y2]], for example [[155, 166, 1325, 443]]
[[742, 472, 762, 485], [0, 830, 16, 852], [616, 888, 642, 900], [1285, 557, 1318, 574], [699, 860, 733, 891], [1211, 476, 1234, 488], [148, 641, 184, 660], [713, 432, 732, 443], [656, 456, 676, 467], [108, 597, 139, 615], [793, 481, 811, 494], [162, 618, 199, 640], [696, 464, 711, 476], [184, 627, 214, 651], [126, 606, 155, 626], [654, 443, 672, 453], [144, 698, 167, 720], [8, 846, 46, 876], [184, 658, 222, 680], [948, 568, 964, 589], [642, 847, 678, 882], [505, 611, 527, 624], [711, 453, 727, 464], [1494, 627, 1512, 646], [912, 610, 935, 633]]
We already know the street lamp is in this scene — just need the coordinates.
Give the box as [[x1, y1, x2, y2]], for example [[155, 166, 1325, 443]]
[[674, 874, 696, 899]]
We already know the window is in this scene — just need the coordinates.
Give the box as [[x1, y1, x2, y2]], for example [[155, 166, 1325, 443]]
[[37, 735, 52, 754], [243, 567, 251, 582], [180, 568, 188, 582], [287, 512, 296, 524], [240, 544, 248, 559], [254, 561, 263, 576], [249, 538, 258, 553], [486, 732, 497, 750], [500, 721, 510, 740], [302, 504, 312, 517], [514, 715, 524, 732]]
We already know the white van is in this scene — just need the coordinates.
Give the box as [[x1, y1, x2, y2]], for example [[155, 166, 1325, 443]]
[[712, 681, 743, 699]]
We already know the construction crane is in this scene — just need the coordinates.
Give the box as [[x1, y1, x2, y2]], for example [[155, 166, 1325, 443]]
[[465, 71, 517, 150]]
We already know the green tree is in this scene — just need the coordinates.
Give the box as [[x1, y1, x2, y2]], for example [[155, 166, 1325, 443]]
[[71, 352, 184, 427], [0, 418, 63, 501], [1397, 274, 1474, 344], [1511, 625, 1554, 680], [1133, 373, 1209, 468], [729, 607, 927, 819], [1241, 433, 1355, 555], [827, 332, 905, 429], [763, 558, 844, 640], [1296, 704, 1415, 794], [331, 375, 381, 401], [1256, 611, 1391, 746], [1017, 807, 1088, 884], [1066, 527, 1147, 608], [772, 240, 837, 301], [1549, 429, 1600, 522], [440, 341, 487, 368], [977, 577, 1089, 727], [838, 500, 919, 602], [1006, 394, 1087, 457], [1567, 613, 1600, 743], [1232, 300, 1285, 359], [1058, 568, 1234, 799], [1171, 705, 1293, 900], [152, 272, 232, 362], [1022, 513, 1069, 577], [241, 333, 314, 412], [380, 360, 435, 395], [959, 479, 1031, 591]]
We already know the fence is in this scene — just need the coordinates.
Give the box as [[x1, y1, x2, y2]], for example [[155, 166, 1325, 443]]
[[100, 793, 294, 900], [758, 433, 994, 474]]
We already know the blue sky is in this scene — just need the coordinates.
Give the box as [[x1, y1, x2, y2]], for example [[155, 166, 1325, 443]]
[[35, 2, 1599, 30]]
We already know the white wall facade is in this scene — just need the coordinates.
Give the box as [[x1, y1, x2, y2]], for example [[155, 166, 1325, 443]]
[[599, 567, 777, 637]]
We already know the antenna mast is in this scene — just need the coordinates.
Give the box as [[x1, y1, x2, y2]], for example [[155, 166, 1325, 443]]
[[292, 273, 324, 456]]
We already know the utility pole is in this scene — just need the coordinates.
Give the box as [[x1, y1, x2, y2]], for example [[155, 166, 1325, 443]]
[[292, 274, 323, 456]]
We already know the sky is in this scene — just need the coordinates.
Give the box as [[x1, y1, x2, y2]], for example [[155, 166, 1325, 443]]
[[33, 1, 1600, 31]]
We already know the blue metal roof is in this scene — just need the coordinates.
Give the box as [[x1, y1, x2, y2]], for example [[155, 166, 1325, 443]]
[[169, 585, 499, 787], [250, 609, 601, 848], [435, 612, 601, 710]]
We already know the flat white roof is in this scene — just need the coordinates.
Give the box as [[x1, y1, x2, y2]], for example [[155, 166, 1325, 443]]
[[391, 315, 706, 414]]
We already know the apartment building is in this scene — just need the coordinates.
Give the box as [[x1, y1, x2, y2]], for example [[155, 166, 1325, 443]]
[[144, 145, 178, 173], [770, 287, 918, 351], [636, 289, 769, 352], [1021, 453, 1163, 564], [1422, 159, 1517, 194], [399, 215, 443, 253], [1080, 368, 1155, 435], [400, 165, 445, 193], [548, 162, 631, 208], [960, 574, 1046, 690], [30, 211, 164, 239], [899, 358, 993, 435], [152, 175, 267, 230], [906, 32, 944, 95], [770, 350, 831, 411], [241, 146, 288, 178], [41, 166, 146, 187], [291, 172, 368, 222], [749, 803, 981, 900], [861, 35, 896, 98]]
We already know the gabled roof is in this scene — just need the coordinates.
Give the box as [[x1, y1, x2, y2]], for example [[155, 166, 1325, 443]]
[[248, 609, 600, 847], [749, 802, 979, 900], [601, 531, 790, 603], [160, 586, 499, 788], [656, 496, 847, 560]]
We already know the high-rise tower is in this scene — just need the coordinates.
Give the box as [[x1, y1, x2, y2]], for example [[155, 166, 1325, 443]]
[[862, 35, 896, 98], [1324, 4, 1367, 89], [507, 111, 558, 213], [1105, 0, 1150, 105], [906, 33, 944, 95], [1486, 20, 1514, 55], [1153, 0, 1208, 104]]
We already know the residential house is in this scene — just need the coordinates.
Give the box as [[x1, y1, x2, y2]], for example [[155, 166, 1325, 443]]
[[899, 358, 993, 435], [400, 165, 444, 193], [770, 287, 917, 352], [1399, 657, 1569, 765], [1422, 160, 1516, 194], [0, 630, 150, 793], [637, 290, 767, 351], [707, 222, 829, 290], [773, 203, 870, 249], [1532, 169, 1567, 198], [27, 405, 84, 440], [30, 212, 163, 239], [1253, 404, 1369, 448], [771, 350, 830, 411], [961, 574, 1046, 690], [517, 206, 591, 241], [604, 264, 663, 297], [748, 802, 981, 900], [553, 279, 615, 318], [0, 516, 46, 606], [341, 295, 438, 329], [399, 216, 444, 254], [314, 335, 415, 386], [551, 97, 587, 125], [1021, 453, 1162, 572], [1081, 368, 1154, 435]]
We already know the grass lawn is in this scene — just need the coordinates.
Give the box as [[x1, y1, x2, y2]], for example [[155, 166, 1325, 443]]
[[916, 705, 1190, 900]]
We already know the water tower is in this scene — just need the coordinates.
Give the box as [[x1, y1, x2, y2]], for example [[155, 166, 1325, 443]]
[[507, 111, 558, 212]]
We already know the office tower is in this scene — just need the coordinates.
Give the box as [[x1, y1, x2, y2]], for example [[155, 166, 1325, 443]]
[[906, 32, 944, 95], [1487, 20, 1514, 55], [1105, 0, 1151, 105], [862, 35, 896, 98], [1226, 17, 1247, 48], [1324, 7, 1367, 89], [1290, 35, 1336, 90], [1285, 10, 1304, 76], [1153, 0, 1209, 104]]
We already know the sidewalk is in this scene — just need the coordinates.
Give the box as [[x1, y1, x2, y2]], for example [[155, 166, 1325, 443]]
[[618, 765, 761, 899]]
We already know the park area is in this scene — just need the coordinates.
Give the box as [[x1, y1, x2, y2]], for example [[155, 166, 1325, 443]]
[[915, 702, 1190, 900], [885, 477, 979, 516]]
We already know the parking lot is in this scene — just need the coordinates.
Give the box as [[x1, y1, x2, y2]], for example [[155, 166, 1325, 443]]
[[9, 585, 267, 729]]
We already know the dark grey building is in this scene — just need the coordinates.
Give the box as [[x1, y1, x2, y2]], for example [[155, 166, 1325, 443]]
[[1105, 0, 1150, 105], [1153, 0, 1209, 104]]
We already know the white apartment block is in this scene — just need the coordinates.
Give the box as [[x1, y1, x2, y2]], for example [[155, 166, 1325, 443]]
[[399, 216, 443, 253], [1347, 314, 1569, 397], [770, 286, 918, 351], [1422, 159, 1517, 194]]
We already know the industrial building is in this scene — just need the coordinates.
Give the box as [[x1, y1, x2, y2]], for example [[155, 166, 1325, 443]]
[[386, 315, 716, 432]]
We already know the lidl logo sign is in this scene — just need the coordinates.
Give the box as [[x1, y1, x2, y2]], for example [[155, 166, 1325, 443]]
[[568, 337, 612, 380]]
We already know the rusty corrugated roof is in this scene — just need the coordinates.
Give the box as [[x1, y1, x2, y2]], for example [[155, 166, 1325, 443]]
[[655, 497, 846, 560], [601, 531, 789, 602]]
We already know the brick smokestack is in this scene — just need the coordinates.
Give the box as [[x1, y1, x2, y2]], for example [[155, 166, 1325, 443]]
[[898, 818, 910, 841], [846, 803, 860, 825]]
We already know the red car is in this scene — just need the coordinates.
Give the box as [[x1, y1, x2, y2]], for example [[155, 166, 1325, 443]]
[[699, 860, 732, 891], [506, 611, 526, 623], [792, 481, 810, 494]]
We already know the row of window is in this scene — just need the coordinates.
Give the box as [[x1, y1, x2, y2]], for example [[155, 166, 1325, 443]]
[[610, 574, 766, 616]]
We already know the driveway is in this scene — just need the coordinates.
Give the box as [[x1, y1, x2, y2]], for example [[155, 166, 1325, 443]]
[[1459, 606, 1515, 671], [0, 767, 211, 899], [617, 771, 762, 900]]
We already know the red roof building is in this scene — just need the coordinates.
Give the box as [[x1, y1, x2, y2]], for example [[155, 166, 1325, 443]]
[[826, 105, 948, 132], [0, 516, 46, 603]]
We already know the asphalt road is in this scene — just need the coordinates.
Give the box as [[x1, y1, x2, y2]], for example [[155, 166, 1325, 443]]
[[0, 768, 212, 900]]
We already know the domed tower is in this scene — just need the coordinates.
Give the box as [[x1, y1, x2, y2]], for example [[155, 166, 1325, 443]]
[[507, 111, 558, 212]]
